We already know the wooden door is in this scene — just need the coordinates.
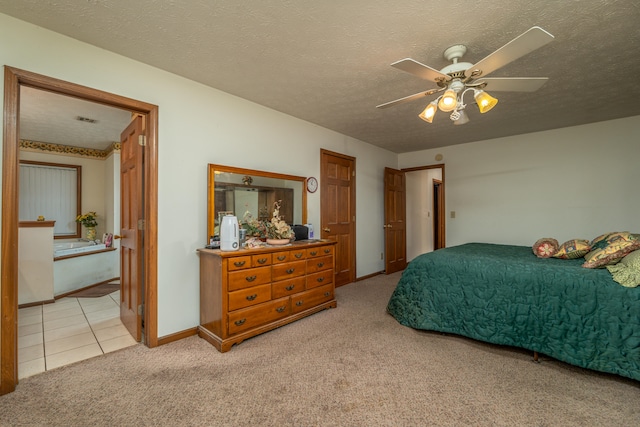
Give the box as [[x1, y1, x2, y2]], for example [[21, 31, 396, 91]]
[[320, 150, 356, 286], [120, 115, 144, 341], [384, 167, 407, 274]]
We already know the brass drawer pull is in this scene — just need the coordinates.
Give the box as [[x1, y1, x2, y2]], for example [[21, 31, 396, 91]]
[[285, 285, 295, 291], [286, 268, 295, 274], [245, 275, 257, 282], [317, 262, 324, 268], [324, 292, 331, 297], [324, 249, 331, 254], [296, 301, 303, 306], [234, 261, 246, 267], [246, 294, 257, 301], [295, 253, 303, 258], [256, 258, 268, 264], [276, 306, 286, 313], [234, 319, 246, 326], [277, 255, 286, 261], [310, 251, 317, 256], [317, 277, 324, 282]]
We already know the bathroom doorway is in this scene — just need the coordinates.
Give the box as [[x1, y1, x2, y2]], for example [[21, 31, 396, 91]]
[[1, 66, 159, 394], [403, 164, 445, 262]]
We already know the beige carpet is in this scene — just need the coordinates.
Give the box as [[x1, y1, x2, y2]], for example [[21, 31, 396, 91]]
[[1, 272, 638, 426]]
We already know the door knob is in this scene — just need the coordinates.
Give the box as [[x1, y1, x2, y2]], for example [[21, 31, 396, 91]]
[[322, 227, 331, 233], [113, 235, 122, 239], [387, 224, 392, 228]]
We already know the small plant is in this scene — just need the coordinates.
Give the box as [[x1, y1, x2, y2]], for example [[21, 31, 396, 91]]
[[76, 211, 98, 228]]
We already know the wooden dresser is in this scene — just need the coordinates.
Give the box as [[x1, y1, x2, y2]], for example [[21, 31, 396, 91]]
[[198, 240, 337, 352]]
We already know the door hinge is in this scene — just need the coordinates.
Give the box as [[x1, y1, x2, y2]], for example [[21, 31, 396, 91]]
[[138, 135, 146, 146], [138, 219, 145, 230], [138, 304, 144, 316]]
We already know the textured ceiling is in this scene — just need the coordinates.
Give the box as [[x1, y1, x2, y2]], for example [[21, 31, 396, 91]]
[[2, 0, 640, 153], [20, 87, 132, 150]]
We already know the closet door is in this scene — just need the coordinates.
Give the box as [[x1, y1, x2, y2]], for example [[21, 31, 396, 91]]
[[320, 149, 356, 286]]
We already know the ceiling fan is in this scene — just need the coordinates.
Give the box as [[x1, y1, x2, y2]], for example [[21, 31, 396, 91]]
[[377, 26, 554, 125]]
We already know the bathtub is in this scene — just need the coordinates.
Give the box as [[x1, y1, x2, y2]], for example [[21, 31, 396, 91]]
[[53, 241, 119, 296], [54, 241, 108, 257]]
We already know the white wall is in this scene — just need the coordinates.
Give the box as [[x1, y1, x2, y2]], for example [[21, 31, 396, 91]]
[[18, 225, 54, 304], [0, 13, 397, 338], [399, 116, 640, 247]]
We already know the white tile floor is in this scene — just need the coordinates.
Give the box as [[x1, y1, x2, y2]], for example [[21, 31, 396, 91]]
[[17, 290, 138, 379]]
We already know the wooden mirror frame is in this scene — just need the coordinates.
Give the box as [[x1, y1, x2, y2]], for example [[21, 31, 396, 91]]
[[207, 164, 307, 241]]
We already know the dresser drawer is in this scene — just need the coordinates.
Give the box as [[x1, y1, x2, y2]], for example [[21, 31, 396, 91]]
[[228, 266, 271, 291], [307, 246, 334, 258], [306, 269, 334, 289], [306, 255, 332, 274], [272, 249, 306, 264], [228, 283, 272, 311], [251, 254, 272, 267], [272, 277, 305, 299], [227, 255, 252, 271], [272, 260, 306, 281], [228, 297, 291, 335], [291, 284, 334, 314]]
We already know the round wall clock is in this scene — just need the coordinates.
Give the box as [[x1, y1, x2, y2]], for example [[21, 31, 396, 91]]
[[306, 177, 318, 193]]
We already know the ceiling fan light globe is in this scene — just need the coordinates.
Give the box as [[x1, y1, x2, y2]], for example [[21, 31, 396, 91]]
[[474, 90, 498, 113], [438, 89, 458, 112], [453, 109, 470, 125], [418, 102, 437, 123]]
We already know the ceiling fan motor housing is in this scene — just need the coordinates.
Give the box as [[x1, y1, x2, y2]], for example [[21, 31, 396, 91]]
[[440, 44, 474, 79]]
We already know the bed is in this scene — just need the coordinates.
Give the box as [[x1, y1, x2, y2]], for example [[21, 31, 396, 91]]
[[387, 243, 640, 381]]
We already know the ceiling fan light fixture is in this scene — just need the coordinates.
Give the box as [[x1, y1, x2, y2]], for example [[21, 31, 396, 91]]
[[437, 89, 458, 112], [474, 90, 498, 113], [418, 101, 438, 123]]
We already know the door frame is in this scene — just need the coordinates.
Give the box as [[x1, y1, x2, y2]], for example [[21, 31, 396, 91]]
[[1, 66, 159, 395], [402, 164, 446, 251]]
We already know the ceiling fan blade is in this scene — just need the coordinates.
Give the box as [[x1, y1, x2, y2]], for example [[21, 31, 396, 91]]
[[464, 27, 554, 79], [391, 58, 450, 84], [474, 77, 549, 92], [376, 88, 443, 109]]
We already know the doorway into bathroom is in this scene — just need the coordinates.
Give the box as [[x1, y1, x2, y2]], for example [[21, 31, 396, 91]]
[[1, 67, 159, 394]]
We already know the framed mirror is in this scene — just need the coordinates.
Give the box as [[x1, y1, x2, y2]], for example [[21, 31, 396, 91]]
[[207, 164, 307, 239]]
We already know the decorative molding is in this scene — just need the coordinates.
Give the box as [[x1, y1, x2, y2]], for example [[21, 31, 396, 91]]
[[19, 139, 121, 159]]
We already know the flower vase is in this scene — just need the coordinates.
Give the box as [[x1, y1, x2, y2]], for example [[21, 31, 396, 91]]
[[85, 226, 96, 241]]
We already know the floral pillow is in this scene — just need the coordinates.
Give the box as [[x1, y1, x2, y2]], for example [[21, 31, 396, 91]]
[[533, 238, 559, 258], [607, 250, 640, 287], [583, 232, 640, 268], [553, 239, 591, 259]]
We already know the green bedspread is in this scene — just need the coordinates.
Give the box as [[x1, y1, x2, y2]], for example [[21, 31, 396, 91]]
[[387, 243, 640, 381]]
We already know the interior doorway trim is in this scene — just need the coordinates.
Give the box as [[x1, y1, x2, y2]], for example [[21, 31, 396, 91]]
[[402, 163, 446, 249], [1, 66, 159, 394]]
